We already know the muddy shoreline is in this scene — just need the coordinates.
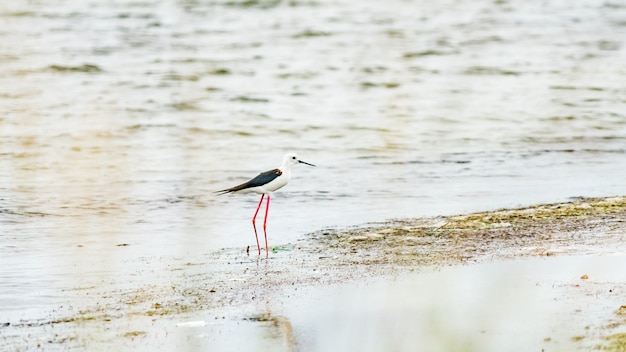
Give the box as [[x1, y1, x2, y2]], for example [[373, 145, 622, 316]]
[[2, 196, 626, 351]]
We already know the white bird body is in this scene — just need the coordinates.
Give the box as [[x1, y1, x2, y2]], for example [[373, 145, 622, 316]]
[[217, 152, 313, 195], [244, 167, 290, 194]]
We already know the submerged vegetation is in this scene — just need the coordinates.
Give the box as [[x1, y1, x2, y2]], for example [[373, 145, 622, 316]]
[[311, 196, 626, 265]]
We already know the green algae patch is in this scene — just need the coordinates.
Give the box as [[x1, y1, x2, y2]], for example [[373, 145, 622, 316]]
[[595, 306, 626, 351], [603, 333, 626, 351], [123, 331, 147, 338], [447, 197, 626, 227], [292, 30, 332, 38], [312, 196, 626, 265], [47, 64, 103, 73]]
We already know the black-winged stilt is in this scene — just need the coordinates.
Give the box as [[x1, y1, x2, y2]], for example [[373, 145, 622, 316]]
[[217, 152, 315, 255]]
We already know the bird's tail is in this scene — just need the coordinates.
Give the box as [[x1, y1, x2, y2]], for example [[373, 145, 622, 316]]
[[215, 188, 234, 195]]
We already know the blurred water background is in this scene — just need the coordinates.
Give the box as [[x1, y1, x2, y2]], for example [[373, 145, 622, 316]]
[[1, 0, 625, 327]]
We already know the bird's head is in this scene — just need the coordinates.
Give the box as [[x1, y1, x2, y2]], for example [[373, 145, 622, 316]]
[[283, 152, 315, 168]]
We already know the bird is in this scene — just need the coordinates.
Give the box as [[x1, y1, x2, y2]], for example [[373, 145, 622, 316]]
[[216, 152, 315, 255]]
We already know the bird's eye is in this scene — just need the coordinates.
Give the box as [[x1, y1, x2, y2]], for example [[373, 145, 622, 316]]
[[292, 156, 296, 159]]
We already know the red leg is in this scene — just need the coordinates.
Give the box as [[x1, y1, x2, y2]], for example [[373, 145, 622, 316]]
[[263, 194, 271, 255], [251, 194, 265, 255]]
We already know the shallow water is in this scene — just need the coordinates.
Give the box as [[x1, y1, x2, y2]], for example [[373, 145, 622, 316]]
[[1, 0, 626, 337], [101, 254, 625, 352], [284, 254, 626, 352]]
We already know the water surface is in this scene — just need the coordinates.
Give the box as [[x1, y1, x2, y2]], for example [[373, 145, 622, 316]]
[[1, 0, 626, 335]]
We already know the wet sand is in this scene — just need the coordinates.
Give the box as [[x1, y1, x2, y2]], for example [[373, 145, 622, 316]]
[[2, 196, 626, 351]]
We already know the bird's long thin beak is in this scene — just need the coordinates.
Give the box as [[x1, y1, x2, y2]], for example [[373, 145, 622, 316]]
[[299, 160, 316, 167]]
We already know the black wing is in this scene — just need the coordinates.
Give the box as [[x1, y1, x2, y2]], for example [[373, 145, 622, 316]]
[[216, 169, 282, 194]]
